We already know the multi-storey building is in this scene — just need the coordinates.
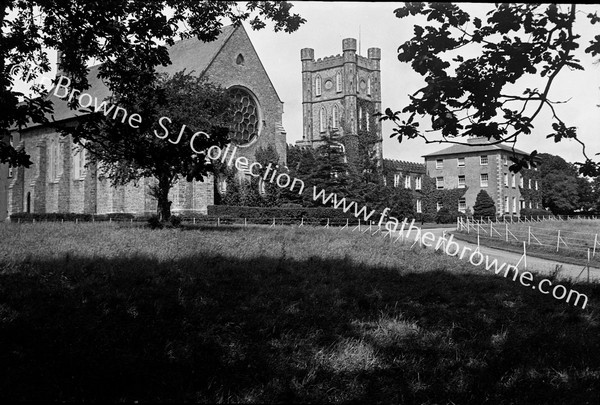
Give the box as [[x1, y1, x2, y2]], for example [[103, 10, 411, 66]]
[[423, 137, 541, 215], [383, 159, 426, 213], [296, 38, 383, 171]]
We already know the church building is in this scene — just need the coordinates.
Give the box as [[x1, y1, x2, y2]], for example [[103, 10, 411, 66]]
[[296, 38, 383, 171], [0, 24, 287, 220]]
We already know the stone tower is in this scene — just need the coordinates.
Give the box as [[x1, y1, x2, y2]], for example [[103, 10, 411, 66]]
[[296, 38, 382, 171]]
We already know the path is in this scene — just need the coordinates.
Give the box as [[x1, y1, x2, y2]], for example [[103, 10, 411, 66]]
[[404, 227, 600, 282]]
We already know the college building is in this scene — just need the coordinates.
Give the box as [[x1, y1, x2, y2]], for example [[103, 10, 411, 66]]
[[422, 137, 542, 215], [1, 30, 544, 221]]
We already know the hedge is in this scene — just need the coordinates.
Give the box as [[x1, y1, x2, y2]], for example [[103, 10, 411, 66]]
[[519, 208, 554, 219], [208, 205, 358, 222], [10, 212, 137, 222]]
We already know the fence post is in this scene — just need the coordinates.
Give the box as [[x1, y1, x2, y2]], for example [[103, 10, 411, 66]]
[[523, 241, 527, 270], [556, 230, 560, 252], [217, 217, 220, 227], [505, 223, 508, 242], [490, 220, 492, 238], [193, 217, 196, 225], [528, 226, 531, 245], [244, 218, 247, 228], [588, 249, 591, 283], [594, 234, 598, 258]]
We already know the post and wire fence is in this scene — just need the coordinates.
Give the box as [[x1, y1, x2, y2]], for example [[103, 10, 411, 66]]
[[457, 216, 600, 267]]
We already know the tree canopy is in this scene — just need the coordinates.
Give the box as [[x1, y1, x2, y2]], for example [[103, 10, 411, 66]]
[[69, 71, 235, 221], [379, 3, 600, 174]]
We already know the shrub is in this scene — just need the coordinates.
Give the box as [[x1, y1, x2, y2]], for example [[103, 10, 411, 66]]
[[147, 215, 163, 230], [473, 190, 496, 218], [435, 208, 465, 224], [169, 215, 182, 227]]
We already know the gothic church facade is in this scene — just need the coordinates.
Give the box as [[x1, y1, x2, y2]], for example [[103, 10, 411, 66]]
[[0, 24, 286, 221]]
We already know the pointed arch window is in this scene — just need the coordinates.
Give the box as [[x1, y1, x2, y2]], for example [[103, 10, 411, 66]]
[[332, 105, 339, 128], [49, 138, 59, 181], [236, 53, 244, 65], [8, 135, 14, 178], [336, 71, 342, 92], [319, 107, 326, 132], [358, 107, 363, 130], [366, 108, 370, 131], [367, 76, 372, 96], [315, 75, 322, 96], [73, 146, 86, 180]]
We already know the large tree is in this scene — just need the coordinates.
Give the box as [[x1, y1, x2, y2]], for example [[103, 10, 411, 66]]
[[538, 153, 581, 214], [1, 1, 304, 167], [379, 3, 600, 174], [70, 71, 234, 221]]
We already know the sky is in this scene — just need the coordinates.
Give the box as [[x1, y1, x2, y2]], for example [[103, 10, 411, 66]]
[[11, 2, 600, 166], [243, 2, 600, 165]]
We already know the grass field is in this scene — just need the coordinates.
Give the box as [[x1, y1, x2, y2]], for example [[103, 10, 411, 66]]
[[1, 223, 600, 403], [458, 219, 600, 266]]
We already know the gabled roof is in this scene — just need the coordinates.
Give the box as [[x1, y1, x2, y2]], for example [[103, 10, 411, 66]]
[[422, 137, 530, 158], [29, 25, 239, 127]]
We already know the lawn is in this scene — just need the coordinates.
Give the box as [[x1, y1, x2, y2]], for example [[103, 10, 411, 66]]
[[1, 223, 600, 403], [458, 219, 600, 266]]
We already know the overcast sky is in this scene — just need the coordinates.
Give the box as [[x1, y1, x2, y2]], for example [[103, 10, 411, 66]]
[[11, 2, 600, 166], [246, 2, 600, 165]]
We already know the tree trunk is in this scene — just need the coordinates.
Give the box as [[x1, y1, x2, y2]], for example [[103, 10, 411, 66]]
[[156, 175, 172, 222]]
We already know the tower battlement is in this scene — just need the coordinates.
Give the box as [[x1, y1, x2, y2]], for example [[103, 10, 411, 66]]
[[297, 38, 383, 170]]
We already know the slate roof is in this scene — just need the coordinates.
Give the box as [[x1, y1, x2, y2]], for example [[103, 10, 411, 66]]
[[29, 25, 238, 127], [422, 137, 530, 158]]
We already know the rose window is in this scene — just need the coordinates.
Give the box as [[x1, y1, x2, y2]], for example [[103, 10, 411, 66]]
[[230, 88, 259, 145]]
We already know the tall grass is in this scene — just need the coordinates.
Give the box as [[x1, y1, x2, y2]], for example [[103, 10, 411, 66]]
[[0, 223, 599, 403]]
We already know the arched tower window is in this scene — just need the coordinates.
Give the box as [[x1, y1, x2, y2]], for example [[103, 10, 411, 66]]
[[336, 71, 342, 93], [332, 105, 339, 128], [236, 53, 244, 65], [319, 108, 327, 132], [315, 75, 322, 96], [366, 107, 370, 131], [367, 76, 372, 96], [358, 107, 363, 130]]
